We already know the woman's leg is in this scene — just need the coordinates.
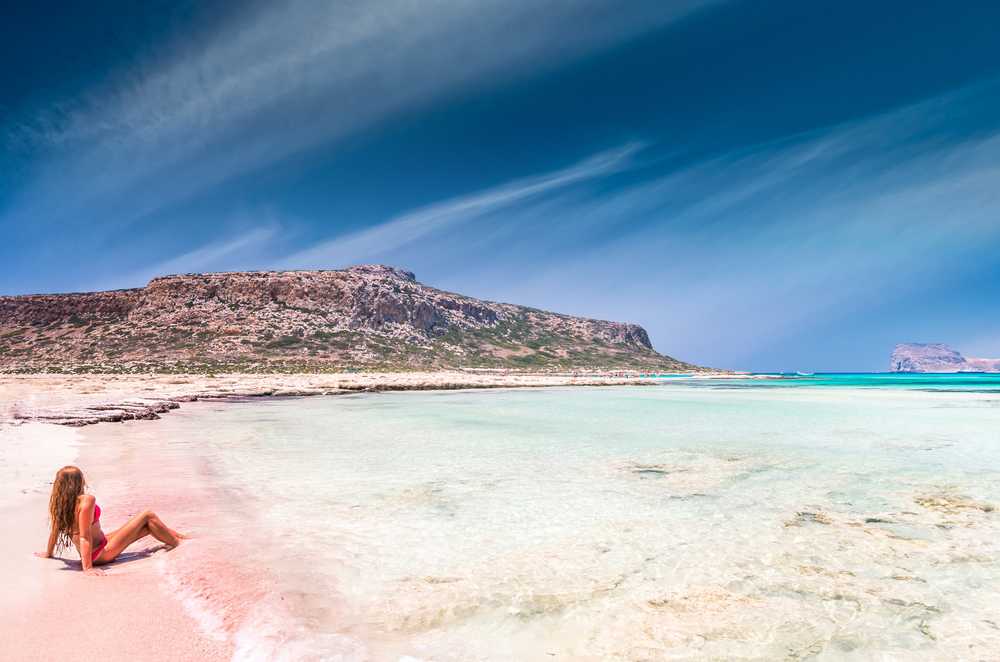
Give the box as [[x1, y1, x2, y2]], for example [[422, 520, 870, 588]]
[[95, 510, 181, 564]]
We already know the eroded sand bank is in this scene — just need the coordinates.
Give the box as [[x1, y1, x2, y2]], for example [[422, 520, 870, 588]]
[[0, 371, 708, 427]]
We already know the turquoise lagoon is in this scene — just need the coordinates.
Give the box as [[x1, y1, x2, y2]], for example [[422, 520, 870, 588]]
[[661, 372, 1000, 391], [111, 376, 1000, 660]]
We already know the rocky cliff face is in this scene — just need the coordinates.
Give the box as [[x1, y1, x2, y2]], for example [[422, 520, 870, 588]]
[[889, 343, 1000, 373], [0, 265, 697, 373]]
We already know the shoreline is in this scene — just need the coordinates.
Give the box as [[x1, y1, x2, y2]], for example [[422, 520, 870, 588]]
[[1, 371, 734, 427]]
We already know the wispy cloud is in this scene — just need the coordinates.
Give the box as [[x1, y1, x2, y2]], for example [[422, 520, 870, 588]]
[[98, 224, 281, 291], [4, 1, 713, 234], [284, 142, 642, 268]]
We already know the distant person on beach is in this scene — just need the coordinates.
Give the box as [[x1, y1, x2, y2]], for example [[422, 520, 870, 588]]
[[34, 465, 186, 576]]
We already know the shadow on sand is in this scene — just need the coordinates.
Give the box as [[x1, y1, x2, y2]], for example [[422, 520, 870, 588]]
[[57, 544, 169, 571]]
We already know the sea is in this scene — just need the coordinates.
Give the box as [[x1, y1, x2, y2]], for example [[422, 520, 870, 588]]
[[84, 374, 1000, 660]]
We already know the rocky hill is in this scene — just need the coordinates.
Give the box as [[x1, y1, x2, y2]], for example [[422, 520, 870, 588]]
[[889, 343, 1000, 373], [0, 265, 700, 373]]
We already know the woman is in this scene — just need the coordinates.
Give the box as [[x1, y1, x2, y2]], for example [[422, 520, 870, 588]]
[[35, 466, 186, 575]]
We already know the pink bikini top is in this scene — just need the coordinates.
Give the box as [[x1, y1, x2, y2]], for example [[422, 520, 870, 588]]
[[93, 503, 101, 522]]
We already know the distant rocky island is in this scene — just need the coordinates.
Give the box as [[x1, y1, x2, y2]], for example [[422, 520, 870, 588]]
[[889, 343, 1000, 373], [0, 265, 700, 374]]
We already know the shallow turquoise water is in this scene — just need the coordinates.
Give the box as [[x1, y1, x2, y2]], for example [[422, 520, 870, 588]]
[[124, 383, 1000, 660], [663, 372, 1000, 392]]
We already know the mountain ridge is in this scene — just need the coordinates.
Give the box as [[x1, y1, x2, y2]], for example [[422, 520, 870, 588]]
[[0, 265, 701, 374]]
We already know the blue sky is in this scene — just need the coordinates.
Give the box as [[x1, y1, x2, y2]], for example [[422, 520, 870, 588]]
[[3, 0, 1000, 371]]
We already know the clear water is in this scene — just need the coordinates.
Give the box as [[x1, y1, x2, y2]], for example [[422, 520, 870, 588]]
[[662, 372, 1000, 392], [107, 380, 1000, 660]]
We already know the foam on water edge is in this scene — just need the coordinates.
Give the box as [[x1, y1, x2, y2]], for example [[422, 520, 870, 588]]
[[156, 553, 229, 642], [165, 541, 367, 661]]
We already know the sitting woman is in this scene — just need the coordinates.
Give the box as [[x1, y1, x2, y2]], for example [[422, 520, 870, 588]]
[[35, 465, 186, 575]]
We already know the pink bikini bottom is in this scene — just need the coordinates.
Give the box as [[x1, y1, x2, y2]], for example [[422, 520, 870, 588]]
[[91, 537, 108, 562]]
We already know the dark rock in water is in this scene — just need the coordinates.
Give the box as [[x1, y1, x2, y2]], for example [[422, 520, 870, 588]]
[[629, 463, 689, 478], [635, 468, 670, 478], [864, 517, 894, 524]]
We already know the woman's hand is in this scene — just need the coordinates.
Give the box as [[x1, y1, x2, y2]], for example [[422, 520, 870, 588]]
[[42, 522, 57, 559], [84, 567, 105, 577]]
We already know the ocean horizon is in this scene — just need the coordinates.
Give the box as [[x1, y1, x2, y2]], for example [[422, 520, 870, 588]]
[[656, 372, 1000, 392]]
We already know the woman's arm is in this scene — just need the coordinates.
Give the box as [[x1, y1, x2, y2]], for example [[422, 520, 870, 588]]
[[76, 495, 98, 573], [34, 525, 57, 558]]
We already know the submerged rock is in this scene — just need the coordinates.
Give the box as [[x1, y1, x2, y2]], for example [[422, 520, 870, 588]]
[[628, 463, 688, 478], [785, 510, 834, 527], [914, 493, 994, 514]]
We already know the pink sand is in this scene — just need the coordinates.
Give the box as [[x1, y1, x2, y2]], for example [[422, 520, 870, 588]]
[[1, 419, 242, 661]]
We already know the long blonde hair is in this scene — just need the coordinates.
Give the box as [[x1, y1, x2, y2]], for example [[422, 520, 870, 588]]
[[48, 466, 87, 551]]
